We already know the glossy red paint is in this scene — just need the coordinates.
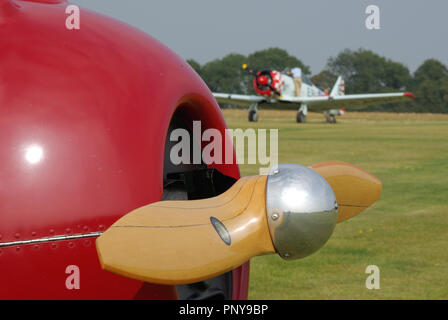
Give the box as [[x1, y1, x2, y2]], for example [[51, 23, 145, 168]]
[[252, 70, 283, 98], [257, 75, 269, 86], [253, 72, 270, 97], [0, 0, 248, 299], [404, 92, 416, 99]]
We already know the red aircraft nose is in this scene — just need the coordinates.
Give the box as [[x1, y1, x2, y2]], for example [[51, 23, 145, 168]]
[[0, 0, 247, 299], [257, 75, 269, 86]]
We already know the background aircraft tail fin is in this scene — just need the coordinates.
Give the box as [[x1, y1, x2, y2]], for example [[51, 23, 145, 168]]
[[330, 76, 345, 96]]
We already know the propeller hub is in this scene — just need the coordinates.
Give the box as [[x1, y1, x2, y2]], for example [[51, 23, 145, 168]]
[[257, 75, 269, 86], [266, 164, 338, 260]]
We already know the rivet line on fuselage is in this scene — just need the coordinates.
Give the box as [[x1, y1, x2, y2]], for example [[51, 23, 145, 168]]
[[0, 232, 103, 248]]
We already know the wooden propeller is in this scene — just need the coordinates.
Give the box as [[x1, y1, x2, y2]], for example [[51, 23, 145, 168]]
[[96, 162, 381, 285]]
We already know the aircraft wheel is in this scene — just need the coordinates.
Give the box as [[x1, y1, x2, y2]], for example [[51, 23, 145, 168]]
[[296, 111, 306, 123], [324, 111, 336, 124], [330, 115, 337, 124], [325, 114, 336, 124], [248, 110, 258, 122]]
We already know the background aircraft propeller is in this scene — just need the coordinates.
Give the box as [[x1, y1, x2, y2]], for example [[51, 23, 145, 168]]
[[242, 64, 281, 96]]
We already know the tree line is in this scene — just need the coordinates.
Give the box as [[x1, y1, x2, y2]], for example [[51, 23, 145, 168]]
[[188, 48, 448, 113]]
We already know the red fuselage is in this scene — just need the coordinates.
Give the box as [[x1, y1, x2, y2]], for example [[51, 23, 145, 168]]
[[0, 0, 248, 299]]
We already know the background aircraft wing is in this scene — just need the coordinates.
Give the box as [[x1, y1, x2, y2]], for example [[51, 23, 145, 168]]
[[280, 92, 415, 111], [213, 93, 266, 107]]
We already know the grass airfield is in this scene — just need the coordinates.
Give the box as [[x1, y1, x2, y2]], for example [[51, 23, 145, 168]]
[[222, 109, 448, 299]]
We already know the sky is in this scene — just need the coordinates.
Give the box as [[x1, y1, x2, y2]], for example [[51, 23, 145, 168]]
[[71, 0, 448, 75]]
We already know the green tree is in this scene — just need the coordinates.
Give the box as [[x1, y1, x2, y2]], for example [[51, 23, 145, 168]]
[[327, 48, 412, 111], [200, 53, 248, 94], [247, 48, 310, 75], [327, 48, 412, 94], [311, 70, 338, 91], [414, 59, 448, 84], [411, 59, 448, 113]]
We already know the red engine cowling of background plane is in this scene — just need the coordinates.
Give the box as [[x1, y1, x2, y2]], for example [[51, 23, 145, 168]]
[[253, 70, 283, 97], [0, 0, 248, 299]]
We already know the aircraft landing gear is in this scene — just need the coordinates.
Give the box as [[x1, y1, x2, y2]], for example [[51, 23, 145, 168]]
[[249, 110, 258, 122], [296, 104, 307, 123], [296, 111, 306, 123], [248, 103, 259, 122], [324, 111, 336, 124]]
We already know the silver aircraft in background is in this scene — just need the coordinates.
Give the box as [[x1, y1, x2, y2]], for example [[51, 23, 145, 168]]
[[213, 64, 415, 123]]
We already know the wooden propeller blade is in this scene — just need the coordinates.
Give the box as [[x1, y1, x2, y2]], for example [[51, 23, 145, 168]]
[[310, 161, 382, 223], [96, 162, 382, 285], [96, 175, 274, 285]]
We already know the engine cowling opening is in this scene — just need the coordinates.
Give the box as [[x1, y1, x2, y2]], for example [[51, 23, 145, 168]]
[[253, 70, 283, 97]]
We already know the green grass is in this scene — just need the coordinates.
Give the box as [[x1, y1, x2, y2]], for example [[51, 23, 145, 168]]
[[222, 109, 448, 299]]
